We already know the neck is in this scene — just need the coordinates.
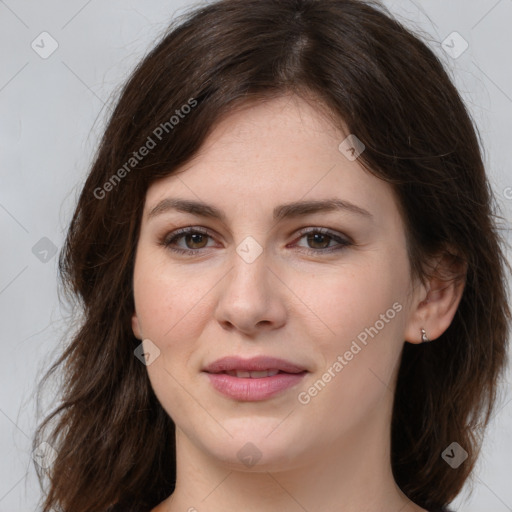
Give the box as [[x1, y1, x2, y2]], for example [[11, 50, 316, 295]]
[[158, 401, 425, 512]]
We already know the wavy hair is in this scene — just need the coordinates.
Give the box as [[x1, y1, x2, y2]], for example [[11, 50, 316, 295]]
[[33, 0, 511, 511]]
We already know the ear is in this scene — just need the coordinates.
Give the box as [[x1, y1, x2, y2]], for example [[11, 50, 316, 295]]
[[404, 249, 467, 344], [131, 310, 143, 340]]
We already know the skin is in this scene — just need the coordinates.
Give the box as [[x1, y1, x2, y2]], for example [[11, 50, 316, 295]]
[[131, 94, 464, 512]]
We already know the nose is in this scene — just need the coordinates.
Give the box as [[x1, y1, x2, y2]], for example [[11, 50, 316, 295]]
[[214, 246, 288, 336]]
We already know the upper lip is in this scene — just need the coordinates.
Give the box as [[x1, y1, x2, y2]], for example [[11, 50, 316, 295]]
[[203, 356, 308, 374]]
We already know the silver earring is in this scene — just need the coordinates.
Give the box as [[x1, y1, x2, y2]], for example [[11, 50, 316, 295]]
[[420, 327, 430, 343]]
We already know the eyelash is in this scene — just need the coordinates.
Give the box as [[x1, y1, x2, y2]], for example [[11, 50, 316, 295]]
[[158, 226, 352, 256]]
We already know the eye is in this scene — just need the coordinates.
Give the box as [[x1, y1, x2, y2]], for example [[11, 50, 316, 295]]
[[292, 227, 352, 254], [159, 226, 352, 256], [159, 227, 216, 255]]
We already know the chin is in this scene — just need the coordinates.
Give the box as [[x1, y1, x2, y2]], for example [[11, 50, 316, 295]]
[[194, 424, 311, 472]]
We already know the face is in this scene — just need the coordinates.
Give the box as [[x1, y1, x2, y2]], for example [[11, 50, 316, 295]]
[[131, 94, 422, 470]]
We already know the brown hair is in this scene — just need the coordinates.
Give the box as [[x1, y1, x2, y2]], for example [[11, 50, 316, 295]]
[[33, 0, 511, 511]]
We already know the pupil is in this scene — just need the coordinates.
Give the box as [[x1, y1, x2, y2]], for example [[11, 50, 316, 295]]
[[308, 233, 329, 248], [188, 234, 206, 248]]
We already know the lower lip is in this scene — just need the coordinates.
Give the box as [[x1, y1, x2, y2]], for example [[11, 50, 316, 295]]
[[204, 371, 307, 401]]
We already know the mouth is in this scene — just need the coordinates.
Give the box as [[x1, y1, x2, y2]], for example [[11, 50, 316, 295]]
[[202, 355, 308, 375], [202, 356, 308, 401]]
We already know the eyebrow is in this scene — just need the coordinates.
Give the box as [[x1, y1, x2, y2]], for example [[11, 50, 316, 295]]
[[147, 197, 373, 223]]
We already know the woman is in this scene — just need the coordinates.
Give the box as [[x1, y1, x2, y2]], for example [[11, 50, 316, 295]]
[[33, 0, 511, 511]]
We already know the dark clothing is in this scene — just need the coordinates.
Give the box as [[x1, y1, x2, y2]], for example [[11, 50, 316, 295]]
[[120, 507, 454, 511]]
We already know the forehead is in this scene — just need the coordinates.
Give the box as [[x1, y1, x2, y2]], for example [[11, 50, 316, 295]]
[[143, 95, 400, 229]]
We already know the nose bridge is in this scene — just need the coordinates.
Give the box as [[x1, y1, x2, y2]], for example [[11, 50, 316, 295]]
[[214, 234, 287, 333], [235, 234, 265, 267], [228, 234, 270, 298]]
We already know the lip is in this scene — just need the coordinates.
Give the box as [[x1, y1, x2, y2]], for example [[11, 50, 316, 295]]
[[202, 356, 308, 401], [202, 356, 307, 374]]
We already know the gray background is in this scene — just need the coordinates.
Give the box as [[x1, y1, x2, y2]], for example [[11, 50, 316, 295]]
[[1, 1, 511, 511]]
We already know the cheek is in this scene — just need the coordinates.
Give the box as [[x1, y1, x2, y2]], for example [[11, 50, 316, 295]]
[[132, 253, 225, 407], [301, 260, 408, 408], [133, 252, 210, 343], [294, 257, 407, 407], [132, 257, 210, 419], [294, 257, 406, 347]]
